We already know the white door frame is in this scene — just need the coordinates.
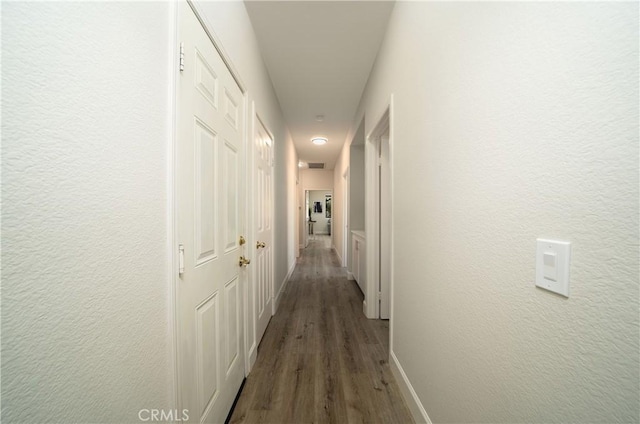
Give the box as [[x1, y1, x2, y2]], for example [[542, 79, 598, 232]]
[[303, 190, 310, 247], [298, 180, 302, 254], [342, 167, 349, 268], [246, 102, 258, 371], [364, 95, 394, 322], [168, 0, 179, 412], [170, 0, 251, 415]]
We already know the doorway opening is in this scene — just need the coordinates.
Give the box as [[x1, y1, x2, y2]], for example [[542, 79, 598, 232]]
[[305, 189, 333, 245], [365, 101, 392, 321]]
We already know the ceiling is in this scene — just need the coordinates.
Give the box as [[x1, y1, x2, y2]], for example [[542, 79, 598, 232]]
[[244, 1, 395, 170]]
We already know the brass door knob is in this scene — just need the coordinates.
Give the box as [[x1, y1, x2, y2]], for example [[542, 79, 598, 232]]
[[256, 241, 266, 249], [239, 256, 251, 267]]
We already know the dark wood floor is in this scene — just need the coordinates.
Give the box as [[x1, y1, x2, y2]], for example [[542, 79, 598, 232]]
[[229, 236, 414, 424]]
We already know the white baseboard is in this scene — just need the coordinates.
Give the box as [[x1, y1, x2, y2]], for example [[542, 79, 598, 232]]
[[247, 341, 257, 373], [332, 245, 342, 264], [275, 260, 296, 311], [389, 350, 432, 424]]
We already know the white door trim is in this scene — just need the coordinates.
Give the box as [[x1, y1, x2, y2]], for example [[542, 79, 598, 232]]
[[342, 167, 349, 268], [171, 1, 251, 417], [364, 95, 394, 321], [168, 0, 179, 413], [303, 190, 309, 248], [388, 95, 395, 350], [246, 102, 257, 371], [187, 1, 247, 93], [244, 103, 258, 373]]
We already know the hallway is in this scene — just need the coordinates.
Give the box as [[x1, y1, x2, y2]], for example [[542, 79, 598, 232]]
[[230, 236, 413, 423], [3, 2, 638, 423]]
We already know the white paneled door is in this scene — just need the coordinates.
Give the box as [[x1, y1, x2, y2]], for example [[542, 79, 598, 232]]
[[176, 3, 245, 423], [254, 117, 273, 345]]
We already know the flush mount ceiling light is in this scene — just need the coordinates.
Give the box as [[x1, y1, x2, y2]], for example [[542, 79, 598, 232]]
[[311, 137, 328, 145], [315, 115, 325, 122]]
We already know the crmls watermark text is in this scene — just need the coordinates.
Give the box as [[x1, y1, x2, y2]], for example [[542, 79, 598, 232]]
[[138, 409, 189, 422]]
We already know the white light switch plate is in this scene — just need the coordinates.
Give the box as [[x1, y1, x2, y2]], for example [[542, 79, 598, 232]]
[[536, 239, 571, 297]]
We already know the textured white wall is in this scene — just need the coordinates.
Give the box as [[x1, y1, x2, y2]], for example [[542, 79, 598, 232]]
[[285, 134, 300, 268], [349, 145, 365, 233], [193, 1, 297, 306], [2, 3, 174, 422], [354, 2, 639, 422], [333, 140, 350, 263], [274, 128, 299, 288], [301, 169, 334, 190]]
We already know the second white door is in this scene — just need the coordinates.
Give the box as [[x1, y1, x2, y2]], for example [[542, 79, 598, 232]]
[[254, 116, 273, 345]]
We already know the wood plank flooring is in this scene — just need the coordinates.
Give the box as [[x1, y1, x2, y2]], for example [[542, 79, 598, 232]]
[[229, 236, 414, 424]]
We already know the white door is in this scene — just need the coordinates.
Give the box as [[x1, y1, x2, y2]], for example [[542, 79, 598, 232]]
[[304, 190, 310, 247], [380, 135, 391, 319], [176, 3, 245, 422], [254, 116, 273, 345]]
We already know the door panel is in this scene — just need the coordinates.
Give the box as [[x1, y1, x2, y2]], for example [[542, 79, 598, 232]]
[[177, 3, 245, 422], [223, 141, 239, 253], [225, 277, 240, 372], [255, 117, 273, 345], [194, 120, 217, 265], [195, 50, 218, 107], [195, 293, 219, 417]]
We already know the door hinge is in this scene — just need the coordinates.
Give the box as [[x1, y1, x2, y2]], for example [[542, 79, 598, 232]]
[[377, 292, 382, 301], [377, 157, 382, 167], [178, 244, 185, 275], [179, 42, 185, 72]]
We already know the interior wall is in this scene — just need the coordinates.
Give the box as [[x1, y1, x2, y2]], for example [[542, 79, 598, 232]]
[[308, 190, 332, 235], [2, 3, 173, 422], [285, 134, 299, 275], [334, 118, 365, 272], [332, 140, 351, 264], [349, 145, 366, 273], [194, 1, 297, 303], [275, 129, 298, 293], [298, 169, 334, 247], [349, 145, 365, 233], [354, 2, 639, 422]]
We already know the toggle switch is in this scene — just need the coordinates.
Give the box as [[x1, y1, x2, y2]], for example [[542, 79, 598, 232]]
[[543, 251, 557, 281], [536, 239, 571, 297]]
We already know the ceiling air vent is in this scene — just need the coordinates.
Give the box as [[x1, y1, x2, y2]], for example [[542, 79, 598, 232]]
[[308, 163, 325, 169]]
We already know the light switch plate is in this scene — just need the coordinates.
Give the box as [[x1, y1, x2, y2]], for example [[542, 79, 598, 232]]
[[536, 239, 571, 297]]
